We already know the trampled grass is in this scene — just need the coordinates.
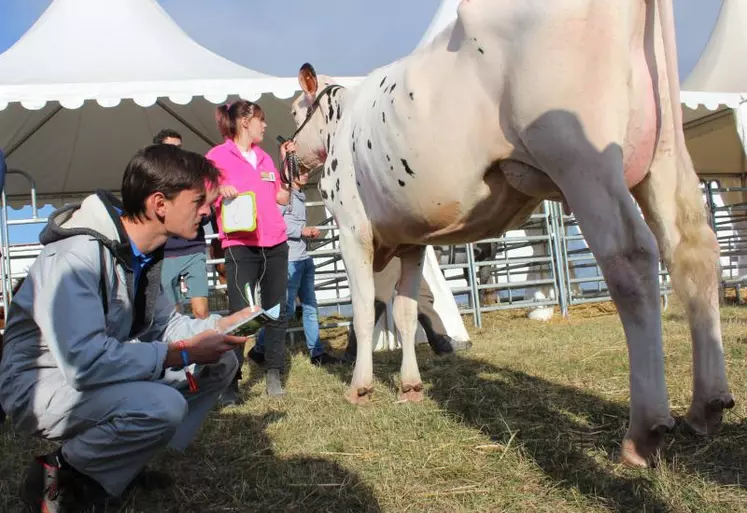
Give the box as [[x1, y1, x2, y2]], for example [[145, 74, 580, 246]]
[[1, 299, 745, 512]]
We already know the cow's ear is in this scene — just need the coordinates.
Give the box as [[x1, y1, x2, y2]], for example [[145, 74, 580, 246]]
[[298, 62, 318, 97]]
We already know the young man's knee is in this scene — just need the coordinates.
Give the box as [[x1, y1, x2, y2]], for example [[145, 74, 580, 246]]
[[146, 385, 189, 430]]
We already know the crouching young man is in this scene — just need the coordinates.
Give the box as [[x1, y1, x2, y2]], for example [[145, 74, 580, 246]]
[[0, 145, 258, 512]]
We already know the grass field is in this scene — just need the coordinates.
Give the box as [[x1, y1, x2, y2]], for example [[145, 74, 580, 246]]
[[0, 299, 745, 512]]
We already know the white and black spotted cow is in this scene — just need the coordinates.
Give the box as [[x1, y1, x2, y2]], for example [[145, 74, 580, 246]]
[[289, 0, 734, 467]]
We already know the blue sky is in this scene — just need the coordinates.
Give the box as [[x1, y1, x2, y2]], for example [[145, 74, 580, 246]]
[[0, 0, 725, 243], [0, 0, 723, 77]]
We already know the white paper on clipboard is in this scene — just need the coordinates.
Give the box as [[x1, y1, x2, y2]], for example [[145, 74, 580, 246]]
[[221, 192, 257, 233]]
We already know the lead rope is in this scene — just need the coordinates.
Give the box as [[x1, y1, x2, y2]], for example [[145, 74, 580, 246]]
[[277, 84, 346, 188]]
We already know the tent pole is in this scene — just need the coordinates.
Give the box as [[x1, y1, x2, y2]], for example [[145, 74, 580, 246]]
[[5, 105, 63, 158], [156, 100, 218, 147]]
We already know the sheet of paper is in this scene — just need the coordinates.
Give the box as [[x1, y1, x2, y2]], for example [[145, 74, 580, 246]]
[[222, 193, 256, 233]]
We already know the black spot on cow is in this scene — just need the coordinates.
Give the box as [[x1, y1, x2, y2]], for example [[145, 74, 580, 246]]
[[356, 180, 361, 187], [292, 109, 297, 117], [326, 133, 330, 150], [336, 104, 342, 120], [367, 139, 372, 149], [352, 141, 356, 152], [327, 101, 334, 122], [398, 179, 405, 187], [335, 178, 340, 193], [331, 159, 338, 171], [388, 83, 397, 93], [478, 47, 484, 54], [332, 88, 339, 97], [408, 92, 414, 100], [390, 166, 393, 171], [320, 188, 329, 200], [379, 76, 387, 87], [330, 190, 335, 202], [386, 155, 390, 162], [372, 100, 376, 108], [401, 159, 415, 176], [382, 112, 386, 123], [390, 99, 394, 105]]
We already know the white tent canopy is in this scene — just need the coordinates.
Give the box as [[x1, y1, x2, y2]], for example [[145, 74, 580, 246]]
[[0, 0, 302, 203]]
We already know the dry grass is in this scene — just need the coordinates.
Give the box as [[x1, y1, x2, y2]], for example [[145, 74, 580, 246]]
[[0, 299, 745, 512]]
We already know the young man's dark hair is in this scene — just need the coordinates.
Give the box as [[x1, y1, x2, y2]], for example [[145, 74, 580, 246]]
[[121, 144, 221, 220], [152, 128, 182, 145]]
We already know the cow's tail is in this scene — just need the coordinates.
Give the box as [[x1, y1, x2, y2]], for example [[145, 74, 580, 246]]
[[654, 0, 719, 296]]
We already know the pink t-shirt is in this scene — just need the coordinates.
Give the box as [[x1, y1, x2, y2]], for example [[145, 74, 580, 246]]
[[206, 140, 288, 249]]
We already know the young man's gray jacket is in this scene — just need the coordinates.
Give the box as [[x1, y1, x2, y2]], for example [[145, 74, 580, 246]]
[[0, 190, 219, 426]]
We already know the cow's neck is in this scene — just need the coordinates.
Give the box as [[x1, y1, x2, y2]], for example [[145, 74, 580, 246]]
[[318, 86, 349, 155]]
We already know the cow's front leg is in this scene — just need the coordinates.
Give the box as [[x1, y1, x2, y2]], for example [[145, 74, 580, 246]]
[[340, 226, 376, 405], [394, 247, 426, 403]]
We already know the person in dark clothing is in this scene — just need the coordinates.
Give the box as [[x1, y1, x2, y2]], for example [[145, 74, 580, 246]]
[[154, 130, 212, 319]]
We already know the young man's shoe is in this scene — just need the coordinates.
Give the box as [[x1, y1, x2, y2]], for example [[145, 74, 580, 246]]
[[19, 452, 108, 513], [310, 352, 342, 366]]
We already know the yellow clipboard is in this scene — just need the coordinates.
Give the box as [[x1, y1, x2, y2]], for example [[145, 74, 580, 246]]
[[221, 191, 257, 233]]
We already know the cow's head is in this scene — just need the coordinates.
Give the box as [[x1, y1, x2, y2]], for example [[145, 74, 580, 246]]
[[290, 63, 340, 171]]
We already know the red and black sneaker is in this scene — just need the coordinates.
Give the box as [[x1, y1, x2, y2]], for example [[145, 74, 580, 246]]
[[18, 454, 110, 513], [19, 456, 83, 513]]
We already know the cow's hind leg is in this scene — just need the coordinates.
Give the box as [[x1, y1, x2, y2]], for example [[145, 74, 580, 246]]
[[394, 247, 426, 403], [532, 118, 674, 467], [339, 226, 377, 405], [633, 155, 734, 436]]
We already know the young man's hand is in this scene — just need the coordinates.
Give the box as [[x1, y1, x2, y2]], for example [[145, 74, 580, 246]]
[[166, 330, 247, 367], [301, 226, 321, 239]]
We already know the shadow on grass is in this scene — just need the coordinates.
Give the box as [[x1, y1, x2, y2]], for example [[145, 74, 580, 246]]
[[0, 408, 381, 513], [325, 345, 745, 513]]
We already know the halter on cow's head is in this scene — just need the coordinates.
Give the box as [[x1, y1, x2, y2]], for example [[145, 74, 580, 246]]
[[289, 63, 345, 171]]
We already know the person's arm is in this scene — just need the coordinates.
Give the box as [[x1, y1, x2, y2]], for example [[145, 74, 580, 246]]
[[31, 249, 171, 390]]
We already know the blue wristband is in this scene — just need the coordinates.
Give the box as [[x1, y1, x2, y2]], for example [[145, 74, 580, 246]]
[[177, 341, 190, 367]]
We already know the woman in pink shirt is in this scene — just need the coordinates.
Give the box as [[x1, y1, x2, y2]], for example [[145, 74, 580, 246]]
[[206, 100, 294, 402]]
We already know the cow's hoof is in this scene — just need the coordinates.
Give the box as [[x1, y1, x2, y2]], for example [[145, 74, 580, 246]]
[[684, 393, 735, 436], [619, 420, 674, 468], [345, 385, 373, 405], [397, 382, 424, 403]]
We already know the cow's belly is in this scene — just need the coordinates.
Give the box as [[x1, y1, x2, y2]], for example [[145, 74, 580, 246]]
[[362, 162, 537, 248]]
